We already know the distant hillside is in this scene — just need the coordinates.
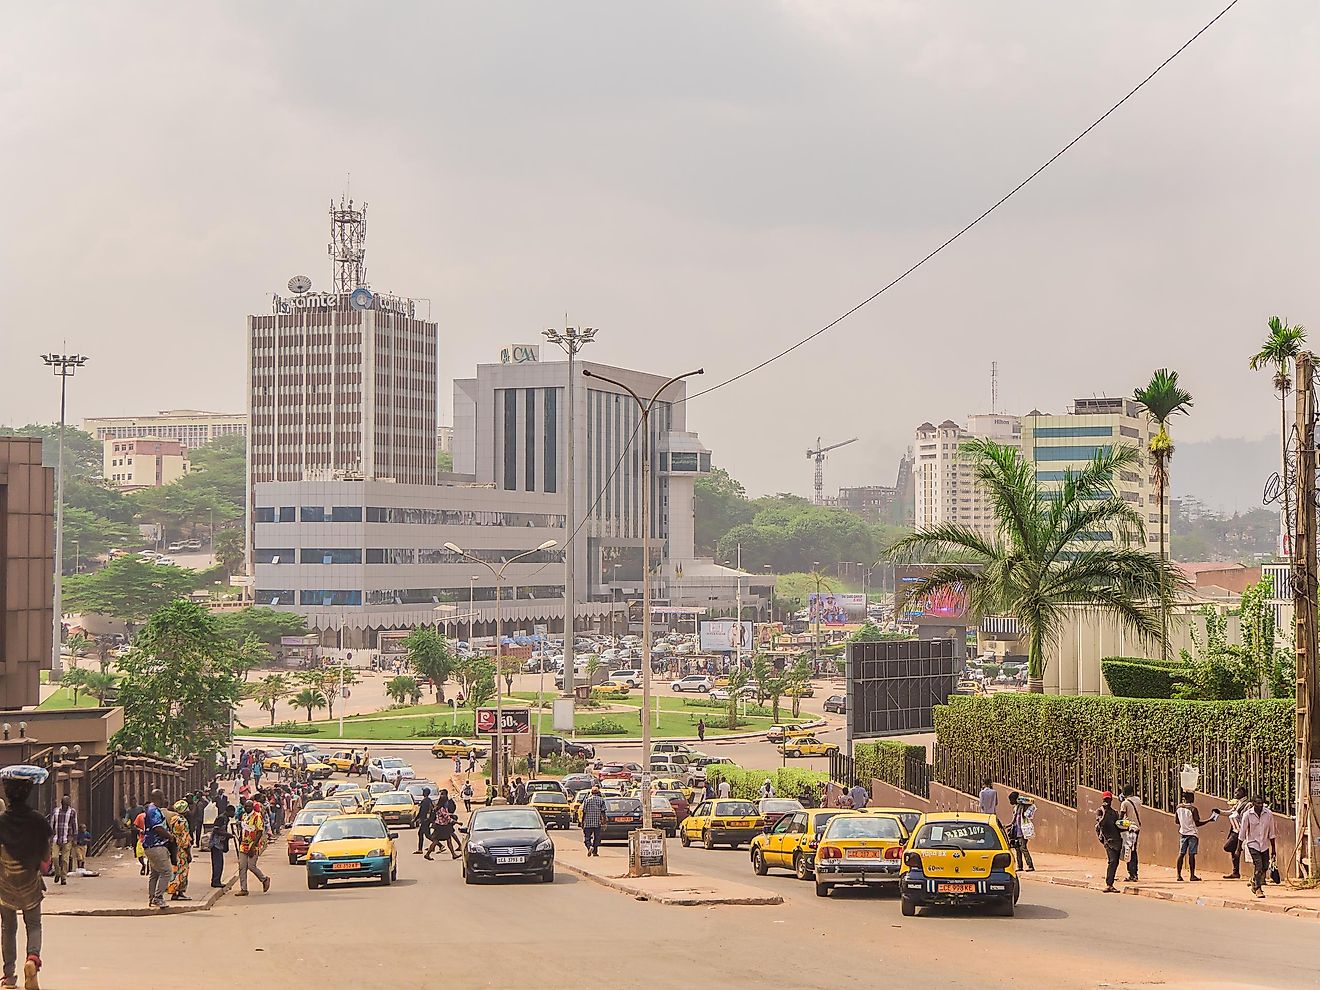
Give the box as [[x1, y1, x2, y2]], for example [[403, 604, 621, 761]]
[[1172, 436, 1278, 514]]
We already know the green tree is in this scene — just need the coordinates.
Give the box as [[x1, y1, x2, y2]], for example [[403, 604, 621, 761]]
[[584, 654, 603, 687], [884, 440, 1183, 692], [386, 675, 420, 706], [248, 673, 290, 725], [724, 667, 750, 730], [403, 627, 455, 700], [498, 656, 520, 695], [766, 673, 788, 722], [213, 607, 309, 645], [694, 467, 755, 554], [234, 635, 273, 681], [1249, 316, 1307, 556], [786, 655, 813, 718], [180, 434, 246, 512], [750, 654, 772, 705], [848, 619, 885, 644], [1133, 368, 1194, 659], [456, 657, 496, 721], [84, 671, 117, 706], [111, 600, 241, 759], [214, 528, 244, 578], [291, 687, 328, 722], [437, 449, 454, 473], [64, 633, 93, 658], [62, 556, 198, 628], [61, 667, 90, 705], [132, 484, 239, 543], [60, 507, 135, 573], [297, 666, 357, 721]]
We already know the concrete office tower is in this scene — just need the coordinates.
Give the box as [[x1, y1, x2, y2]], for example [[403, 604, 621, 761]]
[[914, 413, 1022, 540]]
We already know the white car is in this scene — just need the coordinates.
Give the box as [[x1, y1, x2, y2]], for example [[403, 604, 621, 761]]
[[669, 675, 712, 693], [368, 757, 416, 784], [609, 669, 642, 688], [710, 685, 757, 702]]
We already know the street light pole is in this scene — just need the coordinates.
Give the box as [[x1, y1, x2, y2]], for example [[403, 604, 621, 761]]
[[544, 326, 596, 704], [583, 366, 703, 836], [445, 540, 558, 792], [41, 351, 88, 678]]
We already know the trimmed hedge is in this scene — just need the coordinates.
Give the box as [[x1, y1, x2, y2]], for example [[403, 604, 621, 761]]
[[703, 765, 830, 801], [855, 740, 926, 789], [1101, 659, 1183, 699]]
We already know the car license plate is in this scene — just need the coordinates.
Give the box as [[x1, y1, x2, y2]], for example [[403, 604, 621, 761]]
[[846, 849, 881, 859], [610, 816, 631, 822], [938, 882, 976, 893], [331, 862, 360, 871], [496, 856, 526, 865]]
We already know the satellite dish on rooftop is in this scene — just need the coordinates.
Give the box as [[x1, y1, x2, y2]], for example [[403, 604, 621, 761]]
[[288, 275, 312, 295]]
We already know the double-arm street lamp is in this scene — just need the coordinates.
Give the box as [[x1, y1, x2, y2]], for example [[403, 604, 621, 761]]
[[443, 540, 558, 791], [581, 366, 703, 832], [41, 351, 88, 678]]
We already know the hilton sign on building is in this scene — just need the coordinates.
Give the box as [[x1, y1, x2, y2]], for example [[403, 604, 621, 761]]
[[246, 288, 438, 488]]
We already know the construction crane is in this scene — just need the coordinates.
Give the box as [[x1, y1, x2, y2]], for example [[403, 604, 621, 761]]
[[806, 436, 859, 505]]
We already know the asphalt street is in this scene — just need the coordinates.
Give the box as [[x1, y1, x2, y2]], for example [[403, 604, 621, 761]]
[[53, 823, 1311, 990]]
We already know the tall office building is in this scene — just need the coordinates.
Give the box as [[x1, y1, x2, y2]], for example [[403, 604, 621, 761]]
[[1022, 398, 1163, 548], [914, 413, 1022, 539]]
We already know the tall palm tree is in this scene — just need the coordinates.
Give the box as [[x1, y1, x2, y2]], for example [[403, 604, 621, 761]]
[[1249, 316, 1307, 557], [290, 687, 327, 722], [884, 440, 1184, 693], [1133, 368, 1194, 659]]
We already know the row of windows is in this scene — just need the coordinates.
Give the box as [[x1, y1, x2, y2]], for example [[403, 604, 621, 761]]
[[661, 451, 712, 473], [1032, 426, 1113, 438], [364, 507, 566, 528], [1033, 445, 1112, 462]]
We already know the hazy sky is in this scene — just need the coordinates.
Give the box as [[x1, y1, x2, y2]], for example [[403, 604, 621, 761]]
[[3, 1, 1317, 503]]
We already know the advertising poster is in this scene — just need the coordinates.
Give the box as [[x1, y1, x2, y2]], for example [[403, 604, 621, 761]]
[[699, 620, 754, 653], [807, 592, 867, 627]]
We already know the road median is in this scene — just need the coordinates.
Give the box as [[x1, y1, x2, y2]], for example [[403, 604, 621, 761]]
[[556, 844, 782, 906]]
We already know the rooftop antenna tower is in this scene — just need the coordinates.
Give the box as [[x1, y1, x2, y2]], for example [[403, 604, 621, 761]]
[[328, 192, 368, 292], [991, 360, 999, 414]]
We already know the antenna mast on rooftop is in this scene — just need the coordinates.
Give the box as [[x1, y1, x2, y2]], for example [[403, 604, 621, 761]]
[[328, 193, 368, 292], [991, 361, 999, 414]]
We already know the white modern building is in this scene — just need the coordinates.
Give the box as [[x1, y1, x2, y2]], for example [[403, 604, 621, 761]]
[[914, 413, 1022, 539]]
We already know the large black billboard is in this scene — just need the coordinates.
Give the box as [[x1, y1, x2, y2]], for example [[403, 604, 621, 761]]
[[846, 638, 957, 738]]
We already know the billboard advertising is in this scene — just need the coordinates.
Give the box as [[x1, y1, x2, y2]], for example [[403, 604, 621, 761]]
[[895, 565, 973, 625], [699, 620, 754, 653], [807, 593, 867, 627], [475, 707, 532, 735]]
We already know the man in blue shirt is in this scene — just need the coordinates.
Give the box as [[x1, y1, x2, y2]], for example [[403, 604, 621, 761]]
[[142, 789, 173, 909]]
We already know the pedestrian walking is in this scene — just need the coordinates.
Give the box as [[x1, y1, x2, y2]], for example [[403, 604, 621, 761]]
[[978, 778, 998, 818], [697, 719, 705, 743], [1119, 784, 1143, 882], [1175, 791, 1218, 882], [189, 792, 208, 850], [0, 766, 52, 990], [580, 787, 607, 856], [1007, 791, 1035, 871], [72, 828, 90, 873], [46, 797, 75, 887], [717, 779, 731, 799], [424, 790, 460, 860], [483, 779, 494, 807], [847, 781, 868, 810], [141, 789, 174, 910], [208, 805, 231, 888], [514, 778, 527, 805], [1222, 786, 1251, 879], [1238, 796, 1278, 899], [1095, 791, 1123, 892], [414, 789, 434, 855], [453, 755, 462, 776], [234, 800, 271, 897], [165, 801, 193, 901], [460, 782, 474, 813], [466, 752, 476, 774]]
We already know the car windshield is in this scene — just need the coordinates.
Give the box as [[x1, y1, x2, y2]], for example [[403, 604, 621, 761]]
[[380, 759, 407, 769], [650, 798, 674, 812], [470, 810, 545, 831], [810, 812, 844, 836], [654, 791, 683, 802], [605, 799, 642, 812], [914, 821, 1004, 851], [824, 816, 904, 840], [873, 810, 922, 832], [316, 818, 387, 841], [375, 794, 413, 806], [534, 793, 568, 805], [294, 811, 333, 827], [713, 801, 757, 817], [527, 782, 559, 792], [760, 800, 802, 814]]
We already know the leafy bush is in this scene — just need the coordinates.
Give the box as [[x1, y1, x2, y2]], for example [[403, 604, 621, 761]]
[[1101, 659, 1183, 699], [855, 740, 925, 789], [256, 721, 318, 736], [580, 718, 627, 736], [704, 764, 830, 800], [538, 752, 589, 776]]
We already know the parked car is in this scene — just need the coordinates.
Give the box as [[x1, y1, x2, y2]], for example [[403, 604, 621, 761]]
[[538, 734, 596, 759], [823, 695, 847, 715], [670, 675, 713, 693], [757, 798, 804, 830]]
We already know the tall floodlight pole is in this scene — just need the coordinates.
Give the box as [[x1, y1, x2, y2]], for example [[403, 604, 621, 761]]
[[445, 541, 558, 791], [583, 366, 703, 835], [542, 326, 597, 703], [41, 352, 88, 678]]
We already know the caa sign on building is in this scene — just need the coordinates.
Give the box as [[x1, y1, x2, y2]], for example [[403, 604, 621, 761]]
[[499, 344, 540, 365]]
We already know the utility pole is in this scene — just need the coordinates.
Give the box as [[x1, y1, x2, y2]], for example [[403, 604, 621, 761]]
[[1294, 351, 1318, 878], [734, 543, 743, 672], [41, 351, 88, 679]]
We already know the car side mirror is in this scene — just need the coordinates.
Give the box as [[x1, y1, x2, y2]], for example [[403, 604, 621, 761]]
[[388, 832, 400, 840]]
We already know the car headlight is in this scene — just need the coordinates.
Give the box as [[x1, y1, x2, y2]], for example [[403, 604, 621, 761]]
[[308, 852, 327, 861], [467, 842, 487, 854], [364, 848, 385, 858], [535, 838, 554, 853]]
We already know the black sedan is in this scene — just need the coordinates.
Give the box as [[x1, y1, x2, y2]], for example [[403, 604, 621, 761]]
[[461, 807, 556, 884], [599, 797, 644, 842]]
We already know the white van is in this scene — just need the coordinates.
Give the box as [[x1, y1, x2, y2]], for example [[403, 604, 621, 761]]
[[609, 669, 642, 688]]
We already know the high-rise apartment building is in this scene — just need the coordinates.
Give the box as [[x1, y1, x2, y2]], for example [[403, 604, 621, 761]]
[[1021, 398, 1163, 548], [83, 410, 246, 448], [914, 413, 1021, 538]]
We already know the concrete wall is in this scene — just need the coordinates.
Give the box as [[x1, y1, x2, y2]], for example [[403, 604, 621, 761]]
[[0, 437, 54, 709], [0, 707, 124, 756]]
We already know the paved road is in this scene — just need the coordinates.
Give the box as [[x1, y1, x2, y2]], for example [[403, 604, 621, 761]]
[[52, 820, 1311, 989]]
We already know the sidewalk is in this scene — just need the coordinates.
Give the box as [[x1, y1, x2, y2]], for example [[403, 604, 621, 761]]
[[556, 843, 782, 906], [42, 847, 234, 917], [1022, 851, 1320, 920]]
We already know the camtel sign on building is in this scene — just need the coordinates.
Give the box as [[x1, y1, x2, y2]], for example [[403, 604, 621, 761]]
[[269, 288, 416, 318]]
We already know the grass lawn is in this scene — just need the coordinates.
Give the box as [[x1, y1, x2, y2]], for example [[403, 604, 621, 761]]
[[39, 687, 101, 710]]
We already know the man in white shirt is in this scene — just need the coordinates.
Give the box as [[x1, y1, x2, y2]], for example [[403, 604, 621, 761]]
[[1238, 796, 1278, 898], [717, 779, 731, 799], [1175, 791, 1218, 882], [848, 782, 869, 810]]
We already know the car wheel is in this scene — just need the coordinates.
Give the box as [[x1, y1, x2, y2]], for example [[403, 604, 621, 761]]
[[288, 855, 298, 865], [381, 868, 393, 886], [699, 685, 710, 693], [702, 829, 714, 850], [679, 829, 691, 847], [900, 896, 917, 917], [541, 866, 555, 884], [997, 897, 1015, 917], [752, 849, 768, 876], [307, 875, 320, 890], [794, 852, 811, 881], [826, 747, 839, 757], [786, 749, 799, 759], [815, 881, 830, 897], [391, 863, 398, 881]]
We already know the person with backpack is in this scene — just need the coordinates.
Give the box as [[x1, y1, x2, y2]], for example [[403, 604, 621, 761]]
[[1119, 784, 1143, 882], [1006, 791, 1035, 871], [460, 781, 474, 813], [424, 789, 460, 860]]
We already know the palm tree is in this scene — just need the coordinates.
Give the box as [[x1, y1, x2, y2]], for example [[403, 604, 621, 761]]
[[1132, 368, 1194, 659], [1249, 316, 1307, 557], [724, 667, 750, 729], [248, 673, 289, 726], [786, 655, 813, 718], [385, 675, 419, 706], [83, 670, 117, 706], [62, 667, 90, 705], [290, 687, 327, 722], [884, 439, 1184, 693]]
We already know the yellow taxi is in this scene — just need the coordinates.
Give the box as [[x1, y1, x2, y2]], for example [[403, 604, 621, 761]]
[[678, 798, 763, 850], [261, 753, 333, 778], [813, 812, 907, 897], [899, 813, 1019, 917], [778, 735, 839, 758], [588, 683, 630, 698], [325, 751, 366, 774], [749, 807, 849, 879], [327, 784, 369, 814], [569, 789, 594, 824], [366, 781, 395, 800], [860, 806, 922, 835], [286, 806, 338, 864], [368, 791, 418, 827], [430, 737, 488, 759], [652, 777, 696, 803], [528, 791, 573, 830], [305, 813, 399, 889]]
